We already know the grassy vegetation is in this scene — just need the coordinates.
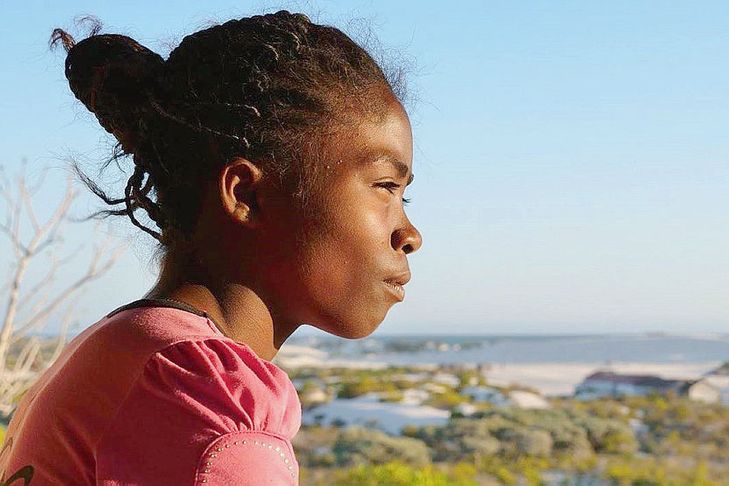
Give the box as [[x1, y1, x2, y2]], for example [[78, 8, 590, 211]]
[[290, 365, 729, 485]]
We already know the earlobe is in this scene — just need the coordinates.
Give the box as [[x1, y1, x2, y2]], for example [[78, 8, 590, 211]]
[[232, 203, 251, 223], [219, 158, 264, 228]]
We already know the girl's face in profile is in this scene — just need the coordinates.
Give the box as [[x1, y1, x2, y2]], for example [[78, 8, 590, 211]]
[[258, 99, 422, 338]]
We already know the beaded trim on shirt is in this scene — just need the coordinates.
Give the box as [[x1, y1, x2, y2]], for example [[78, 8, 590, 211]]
[[196, 432, 297, 484]]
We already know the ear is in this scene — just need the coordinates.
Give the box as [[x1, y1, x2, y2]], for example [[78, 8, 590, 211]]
[[219, 158, 265, 228]]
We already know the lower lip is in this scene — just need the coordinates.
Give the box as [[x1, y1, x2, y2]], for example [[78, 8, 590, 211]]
[[383, 281, 405, 301]]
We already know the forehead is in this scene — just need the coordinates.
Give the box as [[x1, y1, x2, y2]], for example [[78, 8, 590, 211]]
[[313, 101, 413, 186], [349, 105, 413, 167]]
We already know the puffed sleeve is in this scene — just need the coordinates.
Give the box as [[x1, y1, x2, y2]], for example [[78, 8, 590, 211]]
[[95, 339, 302, 485]]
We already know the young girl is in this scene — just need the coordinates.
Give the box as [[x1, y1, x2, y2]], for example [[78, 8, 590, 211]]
[[0, 10, 421, 485]]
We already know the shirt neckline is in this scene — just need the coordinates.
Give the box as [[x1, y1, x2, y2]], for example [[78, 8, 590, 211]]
[[107, 297, 227, 336], [105, 298, 284, 368]]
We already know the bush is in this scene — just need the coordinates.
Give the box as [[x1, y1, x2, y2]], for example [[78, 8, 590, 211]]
[[333, 427, 431, 467], [425, 390, 468, 410], [508, 428, 553, 457], [332, 462, 477, 486]]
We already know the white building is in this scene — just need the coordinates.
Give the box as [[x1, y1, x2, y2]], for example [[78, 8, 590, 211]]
[[690, 375, 729, 405]]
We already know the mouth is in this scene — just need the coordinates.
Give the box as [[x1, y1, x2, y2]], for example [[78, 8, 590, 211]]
[[383, 273, 410, 302]]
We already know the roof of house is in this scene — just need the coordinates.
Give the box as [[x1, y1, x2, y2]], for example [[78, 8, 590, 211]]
[[698, 375, 729, 389], [583, 371, 686, 389]]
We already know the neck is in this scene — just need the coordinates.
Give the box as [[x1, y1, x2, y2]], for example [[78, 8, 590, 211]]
[[143, 252, 299, 361]]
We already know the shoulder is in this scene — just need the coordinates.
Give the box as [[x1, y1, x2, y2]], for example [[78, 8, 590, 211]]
[[114, 337, 302, 440], [149, 338, 302, 439], [99, 303, 224, 349], [96, 337, 301, 484]]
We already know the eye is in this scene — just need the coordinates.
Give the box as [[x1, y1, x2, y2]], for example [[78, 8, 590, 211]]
[[375, 181, 400, 193], [375, 181, 411, 206]]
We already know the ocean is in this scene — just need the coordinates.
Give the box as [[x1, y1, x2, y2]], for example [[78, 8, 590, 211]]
[[289, 333, 729, 366]]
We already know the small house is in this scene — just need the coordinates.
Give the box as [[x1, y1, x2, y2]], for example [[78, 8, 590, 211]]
[[574, 371, 686, 400], [690, 375, 729, 405]]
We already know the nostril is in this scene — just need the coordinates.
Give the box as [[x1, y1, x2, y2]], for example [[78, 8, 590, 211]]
[[392, 224, 422, 254]]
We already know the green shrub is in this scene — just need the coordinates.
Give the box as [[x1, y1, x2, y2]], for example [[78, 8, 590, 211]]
[[333, 427, 431, 467], [332, 461, 477, 486]]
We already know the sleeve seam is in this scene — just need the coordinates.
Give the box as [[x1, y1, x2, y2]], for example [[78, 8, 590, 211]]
[[92, 335, 238, 459]]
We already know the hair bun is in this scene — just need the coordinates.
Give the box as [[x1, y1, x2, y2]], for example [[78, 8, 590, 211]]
[[63, 33, 165, 152]]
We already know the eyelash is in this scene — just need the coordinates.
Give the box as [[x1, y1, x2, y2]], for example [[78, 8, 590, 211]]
[[376, 182, 411, 205]]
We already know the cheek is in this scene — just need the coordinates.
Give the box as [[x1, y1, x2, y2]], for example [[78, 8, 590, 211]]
[[300, 202, 391, 295]]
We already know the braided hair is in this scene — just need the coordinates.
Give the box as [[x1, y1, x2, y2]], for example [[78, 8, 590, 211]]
[[50, 11, 406, 249]]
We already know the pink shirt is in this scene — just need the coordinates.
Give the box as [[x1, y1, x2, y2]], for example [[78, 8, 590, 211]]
[[0, 299, 302, 485]]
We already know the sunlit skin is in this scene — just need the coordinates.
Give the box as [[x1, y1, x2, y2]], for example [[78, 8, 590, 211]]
[[143, 97, 422, 361]]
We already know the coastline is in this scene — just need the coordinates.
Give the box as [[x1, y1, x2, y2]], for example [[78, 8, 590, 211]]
[[275, 344, 721, 396]]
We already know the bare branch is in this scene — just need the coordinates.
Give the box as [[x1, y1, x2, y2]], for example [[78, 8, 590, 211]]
[[19, 179, 39, 234], [0, 166, 121, 419], [0, 223, 23, 259], [0, 166, 9, 192], [46, 305, 74, 365], [12, 337, 40, 375], [12, 243, 124, 338], [0, 252, 32, 370], [31, 181, 76, 256], [21, 293, 49, 338], [0, 188, 25, 258], [30, 236, 60, 257], [57, 244, 85, 267], [25, 166, 51, 195], [17, 253, 60, 310]]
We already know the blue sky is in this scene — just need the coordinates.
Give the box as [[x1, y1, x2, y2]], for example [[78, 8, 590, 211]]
[[1, 1, 728, 336]]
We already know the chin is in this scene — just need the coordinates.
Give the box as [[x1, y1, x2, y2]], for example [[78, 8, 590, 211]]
[[317, 314, 385, 340], [339, 325, 379, 340]]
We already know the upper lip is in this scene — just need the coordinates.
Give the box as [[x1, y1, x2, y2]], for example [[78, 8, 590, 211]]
[[384, 272, 411, 286]]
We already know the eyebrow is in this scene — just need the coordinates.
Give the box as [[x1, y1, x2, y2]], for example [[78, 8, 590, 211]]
[[373, 154, 415, 186]]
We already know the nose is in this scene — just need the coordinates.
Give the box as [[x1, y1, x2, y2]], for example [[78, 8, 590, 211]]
[[391, 216, 423, 255]]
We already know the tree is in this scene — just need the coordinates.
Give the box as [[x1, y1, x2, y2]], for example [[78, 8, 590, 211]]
[[0, 165, 123, 419]]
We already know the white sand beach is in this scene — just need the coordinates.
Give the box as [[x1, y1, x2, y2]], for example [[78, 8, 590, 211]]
[[274, 344, 388, 369], [277, 344, 722, 397], [302, 392, 450, 435], [482, 361, 721, 396]]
